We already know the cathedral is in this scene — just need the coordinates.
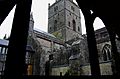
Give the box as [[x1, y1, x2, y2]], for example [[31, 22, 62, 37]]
[[0, 0, 120, 76], [23, 0, 120, 75], [48, 0, 82, 42], [27, 0, 115, 75], [28, 0, 89, 75]]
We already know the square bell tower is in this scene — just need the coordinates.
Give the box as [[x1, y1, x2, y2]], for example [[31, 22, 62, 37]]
[[48, 0, 82, 42]]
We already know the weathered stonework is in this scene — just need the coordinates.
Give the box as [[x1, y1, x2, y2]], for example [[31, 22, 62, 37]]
[[27, 1, 120, 76], [51, 66, 69, 76], [80, 62, 113, 75], [48, 0, 82, 42]]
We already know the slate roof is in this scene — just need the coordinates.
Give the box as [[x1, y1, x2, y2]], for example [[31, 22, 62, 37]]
[[34, 28, 56, 38], [0, 39, 9, 47], [0, 39, 34, 52], [34, 28, 64, 45]]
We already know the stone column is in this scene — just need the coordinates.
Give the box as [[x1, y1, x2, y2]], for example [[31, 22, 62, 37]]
[[81, 9, 101, 75], [106, 26, 120, 75], [4, 0, 32, 77]]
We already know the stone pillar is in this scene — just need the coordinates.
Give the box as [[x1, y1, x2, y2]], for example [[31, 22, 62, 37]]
[[81, 9, 101, 75], [4, 0, 32, 77], [106, 26, 120, 75]]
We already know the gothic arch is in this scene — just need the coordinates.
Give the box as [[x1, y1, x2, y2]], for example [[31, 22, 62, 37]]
[[72, 19, 76, 31], [102, 44, 111, 61], [54, 20, 57, 31]]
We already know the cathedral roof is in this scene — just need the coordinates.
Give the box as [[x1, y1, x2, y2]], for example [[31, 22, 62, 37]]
[[0, 39, 35, 52], [34, 28, 56, 38], [34, 28, 64, 45], [0, 39, 9, 47]]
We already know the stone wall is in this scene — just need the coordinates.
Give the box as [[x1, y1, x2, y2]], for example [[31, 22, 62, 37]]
[[48, 0, 65, 33], [51, 66, 69, 76], [51, 62, 112, 75], [48, 0, 82, 42], [65, 27, 81, 41], [100, 62, 112, 75], [65, 0, 82, 34], [81, 62, 112, 75], [80, 65, 91, 75], [97, 41, 111, 62]]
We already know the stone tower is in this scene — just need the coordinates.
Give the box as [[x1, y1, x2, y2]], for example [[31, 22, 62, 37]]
[[48, 0, 82, 42]]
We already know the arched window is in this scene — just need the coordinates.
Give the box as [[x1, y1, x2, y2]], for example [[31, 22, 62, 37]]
[[102, 44, 111, 61], [103, 49, 107, 61], [78, 27, 80, 31], [68, 21, 70, 27], [73, 20, 76, 31], [54, 20, 57, 31]]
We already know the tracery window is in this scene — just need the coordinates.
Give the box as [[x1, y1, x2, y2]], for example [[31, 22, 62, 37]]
[[102, 44, 111, 61]]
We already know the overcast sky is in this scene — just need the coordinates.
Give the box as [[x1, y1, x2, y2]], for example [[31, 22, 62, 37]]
[[0, 0, 105, 39]]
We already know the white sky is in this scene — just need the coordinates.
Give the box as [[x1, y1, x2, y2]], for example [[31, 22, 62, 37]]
[[0, 0, 105, 39]]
